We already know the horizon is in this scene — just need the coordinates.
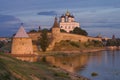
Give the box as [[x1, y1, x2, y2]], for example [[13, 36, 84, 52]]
[[0, 0, 120, 38]]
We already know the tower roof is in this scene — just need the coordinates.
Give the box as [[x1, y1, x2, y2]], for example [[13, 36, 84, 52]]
[[14, 24, 29, 38], [52, 17, 59, 28]]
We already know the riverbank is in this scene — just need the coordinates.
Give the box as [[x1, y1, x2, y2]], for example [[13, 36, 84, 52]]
[[38, 47, 106, 56], [36, 48, 106, 80]]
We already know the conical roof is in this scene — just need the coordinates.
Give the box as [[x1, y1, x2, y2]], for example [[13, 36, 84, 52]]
[[14, 25, 29, 38], [52, 17, 59, 28]]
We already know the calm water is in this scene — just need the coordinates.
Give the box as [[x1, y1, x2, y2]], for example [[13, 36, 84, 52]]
[[46, 50, 120, 80], [77, 50, 120, 80]]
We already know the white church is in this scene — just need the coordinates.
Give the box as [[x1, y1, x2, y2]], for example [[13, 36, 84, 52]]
[[59, 11, 80, 32]]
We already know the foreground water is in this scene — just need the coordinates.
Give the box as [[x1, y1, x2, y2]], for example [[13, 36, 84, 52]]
[[46, 50, 120, 80], [77, 50, 120, 80]]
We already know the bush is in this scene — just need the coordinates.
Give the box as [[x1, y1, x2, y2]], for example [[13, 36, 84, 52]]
[[91, 72, 98, 77], [70, 27, 88, 36], [39, 29, 49, 52], [54, 72, 69, 78], [69, 41, 80, 48]]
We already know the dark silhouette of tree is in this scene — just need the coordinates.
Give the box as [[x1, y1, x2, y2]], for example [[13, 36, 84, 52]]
[[106, 38, 120, 46], [29, 29, 37, 33], [70, 27, 88, 36], [60, 29, 67, 33], [38, 26, 41, 32], [39, 29, 49, 52]]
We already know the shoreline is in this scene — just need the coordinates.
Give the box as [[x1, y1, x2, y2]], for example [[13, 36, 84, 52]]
[[38, 48, 106, 80], [39, 47, 106, 56]]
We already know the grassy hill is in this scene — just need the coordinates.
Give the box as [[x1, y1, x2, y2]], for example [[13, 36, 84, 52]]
[[0, 53, 72, 80]]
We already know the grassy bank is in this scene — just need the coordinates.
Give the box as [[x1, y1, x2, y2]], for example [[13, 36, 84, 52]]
[[53, 40, 104, 51], [0, 53, 75, 80]]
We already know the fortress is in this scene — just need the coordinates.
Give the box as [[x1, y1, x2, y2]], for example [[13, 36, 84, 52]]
[[29, 17, 102, 51], [11, 11, 102, 62]]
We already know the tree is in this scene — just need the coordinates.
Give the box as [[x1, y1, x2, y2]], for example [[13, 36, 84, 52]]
[[70, 27, 88, 36], [60, 29, 67, 33], [29, 29, 37, 33], [38, 26, 41, 32], [39, 29, 49, 52]]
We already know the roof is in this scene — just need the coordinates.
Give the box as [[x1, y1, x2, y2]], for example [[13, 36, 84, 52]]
[[65, 10, 70, 16], [14, 25, 29, 38], [52, 17, 59, 28]]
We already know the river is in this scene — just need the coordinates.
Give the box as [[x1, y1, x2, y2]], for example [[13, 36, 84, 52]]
[[45, 50, 120, 80]]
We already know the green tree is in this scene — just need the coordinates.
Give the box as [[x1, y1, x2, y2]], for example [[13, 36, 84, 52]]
[[29, 29, 37, 33], [60, 29, 67, 33], [39, 29, 49, 52], [70, 27, 88, 36]]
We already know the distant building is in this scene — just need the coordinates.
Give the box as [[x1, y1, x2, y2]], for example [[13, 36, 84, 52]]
[[0, 37, 8, 42], [59, 11, 80, 32], [11, 24, 37, 62]]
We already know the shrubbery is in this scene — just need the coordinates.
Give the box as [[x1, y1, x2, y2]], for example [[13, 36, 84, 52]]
[[70, 27, 88, 36], [53, 40, 103, 51], [106, 38, 120, 46], [39, 29, 50, 52]]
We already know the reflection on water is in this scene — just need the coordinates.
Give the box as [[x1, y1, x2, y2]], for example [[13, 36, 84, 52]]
[[46, 51, 120, 80], [46, 54, 89, 72]]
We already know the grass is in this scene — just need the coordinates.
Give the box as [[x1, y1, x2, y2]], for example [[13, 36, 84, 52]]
[[53, 40, 103, 51], [0, 53, 72, 80]]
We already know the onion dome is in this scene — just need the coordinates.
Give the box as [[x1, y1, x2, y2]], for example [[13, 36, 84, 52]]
[[61, 14, 65, 18], [71, 15, 74, 18], [65, 10, 70, 16]]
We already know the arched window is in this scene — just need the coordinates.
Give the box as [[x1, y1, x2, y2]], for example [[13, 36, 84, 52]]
[[69, 26, 70, 29], [65, 26, 67, 29]]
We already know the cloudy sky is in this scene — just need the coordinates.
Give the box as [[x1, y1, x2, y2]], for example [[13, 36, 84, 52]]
[[0, 0, 120, 38]]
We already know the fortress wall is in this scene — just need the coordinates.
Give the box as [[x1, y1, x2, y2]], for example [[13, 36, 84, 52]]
[[58, 33, 102, 43], [28, 32, 40, 41], [28, 32, 52, 41], [11, 38, 33, 54]]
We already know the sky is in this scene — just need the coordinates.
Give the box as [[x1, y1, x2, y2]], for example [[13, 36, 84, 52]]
[[0, 0, 120, 38]]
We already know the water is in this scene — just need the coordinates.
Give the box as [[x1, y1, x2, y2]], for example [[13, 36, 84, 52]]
[[77, 50, 120, 80], [46, 50, 120, 80]]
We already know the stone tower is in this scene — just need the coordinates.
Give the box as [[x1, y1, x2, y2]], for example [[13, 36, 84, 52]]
[[11, 24, 36, 62], [52, 17, 60, 39], [47, 17, 61, 51]]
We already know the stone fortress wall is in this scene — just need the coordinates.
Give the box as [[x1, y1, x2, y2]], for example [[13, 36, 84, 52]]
[[28, 18, 101, 51]]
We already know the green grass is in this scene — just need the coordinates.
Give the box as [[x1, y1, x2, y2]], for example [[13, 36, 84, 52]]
[[0, 53, 72, 80], [53, 40, 103, 51]]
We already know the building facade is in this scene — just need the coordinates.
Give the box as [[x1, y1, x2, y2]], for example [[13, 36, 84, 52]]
[[59, 11, 80, 32]]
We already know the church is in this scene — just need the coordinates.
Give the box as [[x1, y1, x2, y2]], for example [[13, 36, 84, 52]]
[[59, 11, 80, 32]]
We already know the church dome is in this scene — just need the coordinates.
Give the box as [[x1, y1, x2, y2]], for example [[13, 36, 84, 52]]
[[71, 15, 74, 18], [61, 14, 65, 18], [65, 11, 70, 16]]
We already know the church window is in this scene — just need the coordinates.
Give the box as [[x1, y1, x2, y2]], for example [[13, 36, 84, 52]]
[[65, 26, 67, 29], [69, 26, 70, 29], [72, 26, 74, 29]]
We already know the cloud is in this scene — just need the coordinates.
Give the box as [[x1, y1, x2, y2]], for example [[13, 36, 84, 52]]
[[37, 11, 57, 16], [0, 14, 21, 37]]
